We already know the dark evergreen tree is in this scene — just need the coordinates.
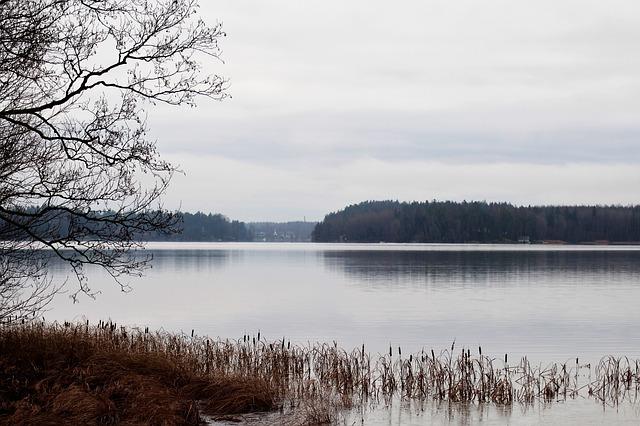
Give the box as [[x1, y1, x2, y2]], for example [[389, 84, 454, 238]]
[[312, 201, 640, 244]]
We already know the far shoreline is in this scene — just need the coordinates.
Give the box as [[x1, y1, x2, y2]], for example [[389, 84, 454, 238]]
[[137, 241, 640, 251]]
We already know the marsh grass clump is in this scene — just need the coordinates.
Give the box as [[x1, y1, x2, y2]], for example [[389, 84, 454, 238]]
[[589, 356, 640, 405], [0, 321, 277, 424], [1, 321, 639, 424]]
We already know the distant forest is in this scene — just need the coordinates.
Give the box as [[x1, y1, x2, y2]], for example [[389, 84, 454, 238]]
[[145, 212, 251, 242], [311, 201, 640, 244], [144, 213, 315, 242]]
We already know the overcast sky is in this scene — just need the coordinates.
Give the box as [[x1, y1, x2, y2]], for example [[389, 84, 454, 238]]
[[148, 0, 640, 222]]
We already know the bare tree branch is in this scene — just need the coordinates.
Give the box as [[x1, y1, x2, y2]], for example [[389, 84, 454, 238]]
[[0, 0, 226, 321]]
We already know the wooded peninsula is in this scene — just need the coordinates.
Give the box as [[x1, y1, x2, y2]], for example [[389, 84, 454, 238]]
[[311, 201, 640, 244]]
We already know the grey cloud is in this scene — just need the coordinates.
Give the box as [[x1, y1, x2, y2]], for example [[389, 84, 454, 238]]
[[152, 108, 640, 165], [141, 1, 640, 220], [163, 155, 640, 222]]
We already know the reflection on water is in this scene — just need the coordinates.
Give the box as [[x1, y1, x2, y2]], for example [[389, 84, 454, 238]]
[[45, 243, 640, 424], [150, 249, 232, 273], [48, 243, 640, 361], [322, 249, 640, 292], [346, 398, 640, 425]]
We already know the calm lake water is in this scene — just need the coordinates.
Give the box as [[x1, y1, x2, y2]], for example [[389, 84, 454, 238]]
[[47, 243, 640, 424]]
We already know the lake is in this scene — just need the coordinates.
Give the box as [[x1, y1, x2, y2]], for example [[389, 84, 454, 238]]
[[47, 243, 640, 424]]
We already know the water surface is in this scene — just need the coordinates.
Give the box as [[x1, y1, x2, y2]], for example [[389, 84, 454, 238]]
[[47, 243, 640, 424], [48, 243, 640, 360]]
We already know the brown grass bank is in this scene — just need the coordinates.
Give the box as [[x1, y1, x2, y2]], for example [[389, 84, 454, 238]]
[[0, 321, 279, 425]]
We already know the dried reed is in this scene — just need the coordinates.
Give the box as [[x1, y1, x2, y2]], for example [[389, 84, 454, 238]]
[[1, 320, 639, 424]]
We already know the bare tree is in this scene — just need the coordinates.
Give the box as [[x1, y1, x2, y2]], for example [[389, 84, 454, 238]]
[[0, 0, 226, 321]]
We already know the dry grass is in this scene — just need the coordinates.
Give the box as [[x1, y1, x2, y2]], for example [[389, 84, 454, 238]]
[[1, 321, 639, 424], [0, 321, 276, 425]]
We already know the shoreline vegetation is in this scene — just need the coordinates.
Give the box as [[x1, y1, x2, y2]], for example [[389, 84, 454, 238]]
[[143, 201, 640, 245], [142, 215, 316, 243], [2, 322, 639, 424], [312, 201, 640, 244], [10, 201, 640, 245]]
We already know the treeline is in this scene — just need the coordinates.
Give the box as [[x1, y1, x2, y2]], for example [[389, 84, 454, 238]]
[[0, 208, 309, 242], [145, 212, 251, 242], [146, 213, 316, 242], [312, 201, 640, 244]]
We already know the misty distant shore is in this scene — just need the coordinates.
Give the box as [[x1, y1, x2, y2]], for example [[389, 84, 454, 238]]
[[142, 201, 640, 245]]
